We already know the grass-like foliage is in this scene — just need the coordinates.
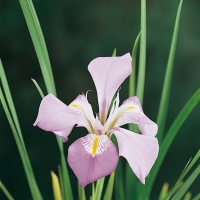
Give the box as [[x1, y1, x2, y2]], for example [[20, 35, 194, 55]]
[[0, 0, 199, 199]]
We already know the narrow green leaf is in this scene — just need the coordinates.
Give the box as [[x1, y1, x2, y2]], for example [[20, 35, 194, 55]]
[[92, 183, 95, 200], [126, 33, 141, 197], [0, 60, 43, 200], [0, 181, 15, 200], [108, 49, 117, 115], [156, 0, 183, 142], [18, 1, 73, 196], [78, 184, 87, 200], [115, 158, 125, 200], [78, 183, 82, 200], [136, 87, 200, 199], [111, 135, 125, 200], [130, 0, 146, 195], [19, 0, 56, 95], [60, 149, 74, 200], [81, 188, 86, 200], [94, 178, 105, 200], [103, 172, 115, 200], [171, 165, 200, 200], [168, 182, 184, 198], [0, 88, 43, 200], [128, 32, 141, 133], [179, 150, 200, 181], [136, 0, 146, 105], [125, 162, 139, 200], [12, 1, 72, 199], [167, 150, 200, 199], [192, 193, 200, 200], [0, 60, 26, 150], [129, 31, 141, 98], [58, 166, 65, 200], [157, 88, 200, 174], [31, 79, 45, 98]]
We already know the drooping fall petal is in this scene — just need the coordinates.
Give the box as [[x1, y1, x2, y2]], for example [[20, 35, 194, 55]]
[[88, 53, 132, 124], [112, 128, 159, 184], [33, 94, 82, 134], [68, 134, 118, 188]]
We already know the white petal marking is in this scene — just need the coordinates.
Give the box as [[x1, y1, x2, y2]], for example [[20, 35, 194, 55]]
[[81, 134, 112, 156]]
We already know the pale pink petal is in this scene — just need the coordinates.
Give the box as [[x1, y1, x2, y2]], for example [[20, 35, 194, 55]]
[[93, 116, 104, 135], [112, 128, 159, 184], [34, 94, 82, 133], [68, 134, 118, 188], [111, 96, 158, 136], [54, 129, 73, 142], [69, 94, 96, 133], [103, 93, 120, 132], [88, 53, 132, 124]]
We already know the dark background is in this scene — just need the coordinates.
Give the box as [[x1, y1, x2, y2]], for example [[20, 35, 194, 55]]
[[0, 0, 199, 199]]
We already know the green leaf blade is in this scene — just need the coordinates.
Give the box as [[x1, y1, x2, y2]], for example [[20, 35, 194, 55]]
[[103, 172, 115, 200], [129, 31, 141, 98], [19, 0, 56, 95], [0, 60, 25, 150], [0, 60, 43, 200], [18, 1, 73, 198], [94, 178, 105, 200], [136, 0, 146, 105], [167, 150, 200, 199], [31, 79, 45, 98], [151, 88, 200, 195], [0, 88, 43, 200], [192, 193, 200, 200], [171, 165, 200, 200], [135, 87, 200, 199], [156, 0, 184, 142]]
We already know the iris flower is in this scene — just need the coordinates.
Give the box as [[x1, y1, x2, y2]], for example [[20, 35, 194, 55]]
[[34, 53, 159, 188]]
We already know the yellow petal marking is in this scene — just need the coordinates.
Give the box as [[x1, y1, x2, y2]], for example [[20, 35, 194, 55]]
[[107, 105, 137, 131], [70, 103, 79, 108], [92, 136, 99, 156], [70, 103, 96, 134], [127, 105, 136, 110]]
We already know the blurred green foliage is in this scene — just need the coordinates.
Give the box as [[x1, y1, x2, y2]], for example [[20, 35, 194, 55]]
[[0, 0, 199, 199]]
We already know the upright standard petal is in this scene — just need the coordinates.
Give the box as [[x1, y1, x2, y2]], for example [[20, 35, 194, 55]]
[[112, 96, 158, 136], [68, 134, 118, 188], [88, 53, 132, 124], [34, 94, 82, 135], [112, 128, 159, 184]]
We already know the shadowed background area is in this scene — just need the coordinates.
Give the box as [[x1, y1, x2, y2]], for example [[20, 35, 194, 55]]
[[0, 0, 200, 199]]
